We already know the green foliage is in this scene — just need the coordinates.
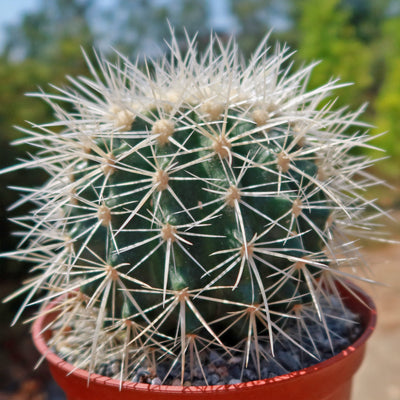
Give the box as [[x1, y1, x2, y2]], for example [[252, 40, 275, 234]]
[[0, 0, 97, 278], [371, 16, 400, 180], [0, 59, 54, 271], [232, 0, 273, 55], [339, 0, 391, 42], [3, 0, 94, 61], [102, 0, 208, 58], [294, 0, 372, 107]]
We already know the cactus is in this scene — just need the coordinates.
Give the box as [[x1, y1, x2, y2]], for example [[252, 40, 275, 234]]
[[3, 33, 387, 385]]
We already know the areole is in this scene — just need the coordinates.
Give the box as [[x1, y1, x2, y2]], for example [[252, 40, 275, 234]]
[[32, 282, 376, 400]]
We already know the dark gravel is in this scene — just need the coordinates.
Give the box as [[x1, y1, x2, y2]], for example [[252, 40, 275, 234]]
[[88, 296, 363, 386]]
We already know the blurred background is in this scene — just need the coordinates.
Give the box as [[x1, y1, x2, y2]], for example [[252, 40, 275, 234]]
[[0, 0, 399, 399]]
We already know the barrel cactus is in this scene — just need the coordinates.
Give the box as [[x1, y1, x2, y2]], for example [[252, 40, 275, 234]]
[[3, 33, 386, 385]]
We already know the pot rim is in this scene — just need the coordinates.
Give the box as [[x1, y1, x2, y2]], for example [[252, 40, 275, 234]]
[[32, 281, 376, 394]]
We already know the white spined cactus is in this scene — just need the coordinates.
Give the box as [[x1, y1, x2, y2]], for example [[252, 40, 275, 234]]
[[2, 32, 388, 385]]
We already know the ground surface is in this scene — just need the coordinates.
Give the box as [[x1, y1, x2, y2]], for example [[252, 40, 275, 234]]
[[353, 234, 400, 400]]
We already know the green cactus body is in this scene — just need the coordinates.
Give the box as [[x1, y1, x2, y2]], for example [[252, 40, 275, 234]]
[[72, 107, 324, 336], [2, 33, 385, 383]]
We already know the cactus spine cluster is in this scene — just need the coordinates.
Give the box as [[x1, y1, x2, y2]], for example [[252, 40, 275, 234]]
[[3, 33, 386, 384]]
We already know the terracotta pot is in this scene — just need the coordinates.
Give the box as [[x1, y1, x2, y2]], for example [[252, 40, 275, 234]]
[[32, 283, 376, 400]]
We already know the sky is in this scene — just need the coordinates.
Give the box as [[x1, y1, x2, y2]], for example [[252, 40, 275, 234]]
[[0, 0, 41, 48], [0, 0, 41, 28], [0, 0, 239, 51], [0, 0, 113, 50]]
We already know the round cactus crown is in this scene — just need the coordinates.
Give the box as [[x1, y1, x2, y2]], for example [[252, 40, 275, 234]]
[[3, 32, 386, 383]]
